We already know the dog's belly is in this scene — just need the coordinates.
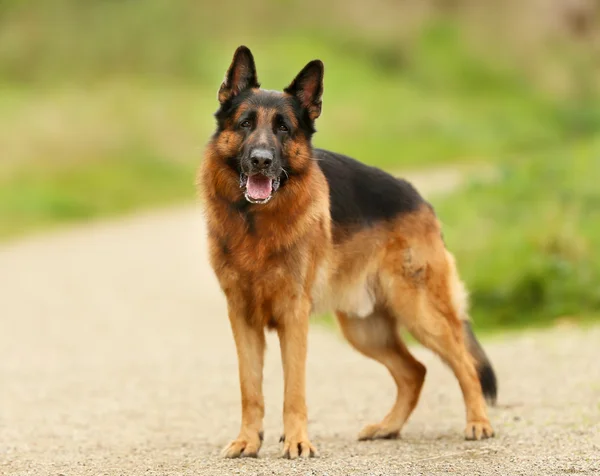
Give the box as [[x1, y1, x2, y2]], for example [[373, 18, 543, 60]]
[[311, 266, 376, 319], [333, 280, 376, 318]]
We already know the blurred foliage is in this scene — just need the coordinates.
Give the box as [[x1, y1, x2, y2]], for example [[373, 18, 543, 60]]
[[0, 0, 599, 327], [435, 139, 600, 329]]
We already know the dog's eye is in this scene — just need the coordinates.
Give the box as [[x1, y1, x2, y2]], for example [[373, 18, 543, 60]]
[[278, 124, 289, 133], [240, 120, 251, 129]]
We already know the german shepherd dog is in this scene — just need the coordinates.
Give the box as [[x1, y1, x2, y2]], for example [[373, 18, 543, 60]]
[[199, 46, 497, 459]]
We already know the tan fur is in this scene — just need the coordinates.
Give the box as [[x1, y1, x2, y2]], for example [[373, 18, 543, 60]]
[[336, 310, 426, 440], [200, 127, 328, 457], [200, 91, 493, 459]]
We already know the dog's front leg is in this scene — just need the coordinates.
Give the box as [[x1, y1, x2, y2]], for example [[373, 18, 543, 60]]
[[277, 298, 318, 459], [221, 300, 266, 458]]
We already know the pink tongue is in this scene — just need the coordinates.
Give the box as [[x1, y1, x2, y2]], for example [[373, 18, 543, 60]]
[[246, 175, 273, 200]]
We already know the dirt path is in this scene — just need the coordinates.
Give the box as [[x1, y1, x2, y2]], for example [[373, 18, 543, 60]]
[[1, 168, 599, 475]]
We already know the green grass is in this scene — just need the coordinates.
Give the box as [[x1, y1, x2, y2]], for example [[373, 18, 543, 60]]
[[1, 1, 599, 329], [2, 20, 598, 240], [0, 153, 195, 239], [1, 2, 598, 242], [433, 139, 600, 330]]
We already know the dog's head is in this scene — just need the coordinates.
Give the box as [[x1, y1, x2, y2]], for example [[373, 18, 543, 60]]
[[211, 46, 324, 205]]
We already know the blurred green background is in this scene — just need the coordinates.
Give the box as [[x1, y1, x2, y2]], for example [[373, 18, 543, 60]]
[[1, 0, 599, 329]]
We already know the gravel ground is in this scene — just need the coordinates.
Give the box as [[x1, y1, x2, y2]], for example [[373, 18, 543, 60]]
[[1, 169, 599, 475]]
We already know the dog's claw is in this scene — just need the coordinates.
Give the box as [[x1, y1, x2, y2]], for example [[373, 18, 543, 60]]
[[358, 422, 400, 441], [221, 431, 263, 458], [464, 421, 495, 440], [280, 434, 318, 459]]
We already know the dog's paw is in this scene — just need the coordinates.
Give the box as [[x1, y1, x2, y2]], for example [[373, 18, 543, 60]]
[[464, 420, 495, 440], [358, 422, 400, 441], [221, 431, 263, 458], [280, 433, 318, 459]]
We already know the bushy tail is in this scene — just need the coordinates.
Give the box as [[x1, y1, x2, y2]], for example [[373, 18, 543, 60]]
[[445, 250, 498, 405], [463, 321, 498, 405], [445, 250, 497, 404]]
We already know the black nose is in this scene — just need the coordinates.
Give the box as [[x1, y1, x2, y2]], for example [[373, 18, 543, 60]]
[[250, 149, 273, 168]]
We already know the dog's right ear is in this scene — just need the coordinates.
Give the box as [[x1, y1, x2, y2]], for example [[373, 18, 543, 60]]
[[218, 46, 259, 104]]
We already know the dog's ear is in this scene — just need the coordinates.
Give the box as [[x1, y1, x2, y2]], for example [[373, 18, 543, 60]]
[[284, 60, 324, 121], [218, 46, 259, 104]]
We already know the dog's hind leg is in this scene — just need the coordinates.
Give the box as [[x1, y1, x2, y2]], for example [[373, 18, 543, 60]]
[[383, 246, 495, 440], [336, 311, 426, 441]]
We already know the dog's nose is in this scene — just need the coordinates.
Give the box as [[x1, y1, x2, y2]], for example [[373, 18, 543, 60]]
[[250, 149, 273, 168]]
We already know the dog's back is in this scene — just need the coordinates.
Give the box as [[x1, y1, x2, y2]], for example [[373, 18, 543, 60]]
[[315, 148, 425, 232]]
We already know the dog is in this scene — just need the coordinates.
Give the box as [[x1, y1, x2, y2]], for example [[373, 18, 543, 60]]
[[199, 46, 497, 459]]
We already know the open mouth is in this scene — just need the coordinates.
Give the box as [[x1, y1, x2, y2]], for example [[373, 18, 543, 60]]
[[239, 173, 280, 204]]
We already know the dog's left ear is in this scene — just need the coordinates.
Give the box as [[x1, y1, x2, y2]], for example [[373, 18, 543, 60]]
[[284, 60, 324, 121], [218, 46, 260, 104]]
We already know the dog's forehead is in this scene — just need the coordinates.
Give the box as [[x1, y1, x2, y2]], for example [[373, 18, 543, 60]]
[[248, 89, 291, 110]]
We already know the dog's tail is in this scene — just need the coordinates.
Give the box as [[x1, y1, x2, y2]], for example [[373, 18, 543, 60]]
[[462, 321, 497, 405], [446, 250, 498, 405]]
